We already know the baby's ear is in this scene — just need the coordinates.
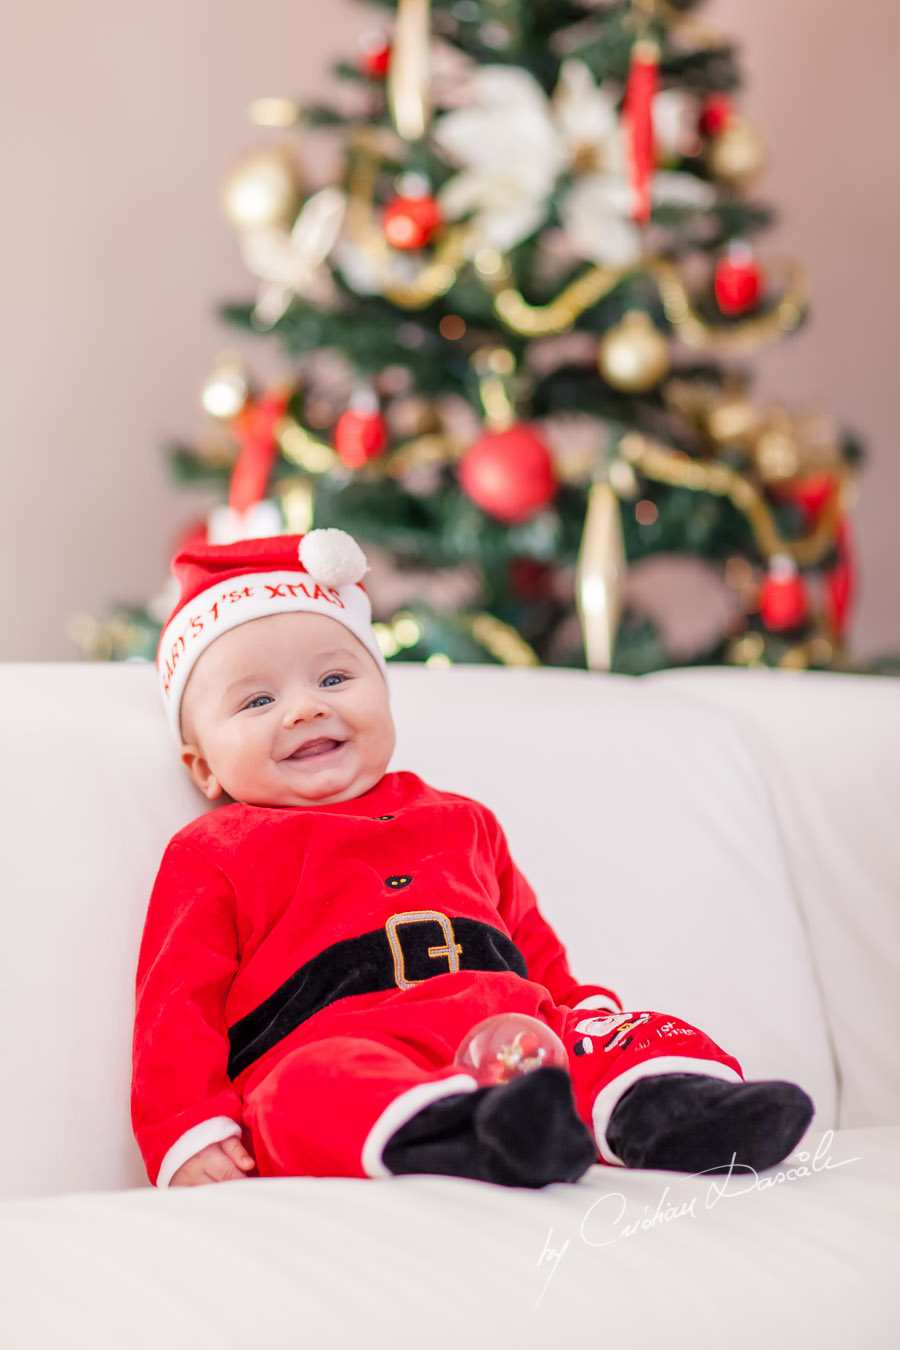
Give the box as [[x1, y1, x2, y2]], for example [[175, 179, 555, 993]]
[[180, 745, 223, 800]]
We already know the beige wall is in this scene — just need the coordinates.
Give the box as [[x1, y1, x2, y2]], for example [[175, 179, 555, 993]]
[[1, 0, 897, 661]]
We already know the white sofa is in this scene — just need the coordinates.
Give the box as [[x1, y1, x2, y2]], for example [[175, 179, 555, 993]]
[[0, 662, 897, 1348]]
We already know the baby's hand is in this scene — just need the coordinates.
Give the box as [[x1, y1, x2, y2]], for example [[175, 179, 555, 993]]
[[169, 1137, 256, 1186]]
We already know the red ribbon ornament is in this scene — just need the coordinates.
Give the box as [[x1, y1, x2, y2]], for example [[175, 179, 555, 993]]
[[824, 517, 856, 640], [624, 40, 659, 227], [228, 390, 290, 514]]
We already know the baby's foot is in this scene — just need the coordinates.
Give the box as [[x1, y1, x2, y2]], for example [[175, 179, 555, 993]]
[[383, 1067, 596, 1188], [606, 1072, 815, 1174]]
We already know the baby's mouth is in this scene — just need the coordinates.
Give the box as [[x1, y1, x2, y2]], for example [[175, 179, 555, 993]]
[[287, 738, 344, 760]]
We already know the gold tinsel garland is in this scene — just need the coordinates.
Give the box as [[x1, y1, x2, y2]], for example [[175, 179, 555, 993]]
[[472, 252, 808, 351], [649, 258, 806, 354], [615, 430, 849, 568], [467, 612, 540, 667], [474, 251, 622, 338]]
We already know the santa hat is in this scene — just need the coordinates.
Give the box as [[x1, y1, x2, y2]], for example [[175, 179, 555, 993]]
[[157, 528, 386, 742]]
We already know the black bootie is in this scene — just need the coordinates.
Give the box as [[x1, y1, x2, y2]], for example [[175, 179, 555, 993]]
[[383, 1067, 596, 1188], [606, 1072, 815, 1174]]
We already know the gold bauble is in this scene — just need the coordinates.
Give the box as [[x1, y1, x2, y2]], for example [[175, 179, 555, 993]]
[[707, 118, 764, 188], [755, 427, 800, 482], [728, 632, 766, 667], [779, 643, 811, 671], [201, 352, 249, 419], [707, 396, 759, 445], [598, 312, 671, 393], [387, 395, 442, 439], [221, 147, 302, 230]]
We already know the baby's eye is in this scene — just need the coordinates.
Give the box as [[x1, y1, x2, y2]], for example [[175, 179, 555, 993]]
[[320, 672, 347, 688], [244, 694, 273, 710]]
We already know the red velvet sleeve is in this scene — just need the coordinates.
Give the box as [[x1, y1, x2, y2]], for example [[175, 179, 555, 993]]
[[485, 808, 622, 1013], [131, 838, 244, 1185]]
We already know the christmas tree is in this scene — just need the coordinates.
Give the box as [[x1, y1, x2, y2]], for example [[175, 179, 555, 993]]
[[84, 0, 862, 674]]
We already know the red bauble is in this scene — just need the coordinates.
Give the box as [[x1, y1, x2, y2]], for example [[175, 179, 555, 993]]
[[383, 194, 443, 250], [759, 558, 809, 632], [334, 409, 388, 468], [458, 425, 557, 524], [699, 93, 734, 138], [454, 1014, 568, 1087], [786, 472, 835, 522], [360, 37, 391, 79], [715, 246, 763, 316]]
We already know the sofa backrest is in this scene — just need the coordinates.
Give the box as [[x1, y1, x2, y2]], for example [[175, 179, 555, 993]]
[[2, 661, 890, 1200], [649, 667, 900, 1133], [390, 665, 837, 1117]]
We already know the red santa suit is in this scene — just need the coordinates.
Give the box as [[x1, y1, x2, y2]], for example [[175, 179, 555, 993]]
[[132, 772, 743, 1187]]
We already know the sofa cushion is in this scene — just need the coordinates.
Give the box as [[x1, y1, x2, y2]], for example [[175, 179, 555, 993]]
[[0, 1126, 893, 1348]]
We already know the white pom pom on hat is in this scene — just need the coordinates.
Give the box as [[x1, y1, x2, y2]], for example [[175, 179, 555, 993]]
[[157, 526, 386, 743], [298, 528, 369, 588]]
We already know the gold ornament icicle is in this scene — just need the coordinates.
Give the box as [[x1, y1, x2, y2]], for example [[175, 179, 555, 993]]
[[617, 430, 849, 568], [389, 0, 432, 141], [576, 479, 626, 671]]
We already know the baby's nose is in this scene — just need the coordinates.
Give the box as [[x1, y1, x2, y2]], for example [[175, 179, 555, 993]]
[[282, 691, 331, 726]]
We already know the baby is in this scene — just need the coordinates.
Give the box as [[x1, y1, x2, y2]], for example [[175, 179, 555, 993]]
[[132, 529, 814, 1189]]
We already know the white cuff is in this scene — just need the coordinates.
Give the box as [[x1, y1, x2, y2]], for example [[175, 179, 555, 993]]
[[573, 992, 623, 1012], [361, 1074, 479, 1179], [156, 1116, 243, 1188], [591, 1056, 744, 1166]]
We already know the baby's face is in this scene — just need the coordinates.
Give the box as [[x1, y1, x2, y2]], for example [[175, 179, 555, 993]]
[[179, 611, 395, 808]]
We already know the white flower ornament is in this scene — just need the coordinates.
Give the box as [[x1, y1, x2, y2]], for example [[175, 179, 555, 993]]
[[433, 59, 715, 266], [239, 187, 347, 328]]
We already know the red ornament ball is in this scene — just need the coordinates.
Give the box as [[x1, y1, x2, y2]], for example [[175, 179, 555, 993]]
[[383, 194, 443, 250], [759, 557, 809, 632], [360, 36, 391, 79], [714, 247, 763, 316], [334, 408, 388, 468], [780, 471, 835, 523], [454, 1014, 568, 1087], [699, 93, 734, 138], [458, 424, 557, 524]]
